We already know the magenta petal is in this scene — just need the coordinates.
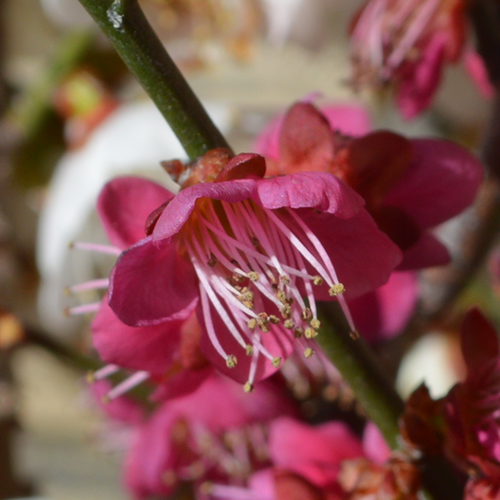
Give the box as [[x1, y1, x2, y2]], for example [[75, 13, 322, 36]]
[[152, 179, 257, 241], [363, 422, 391, 464], [384, 139, 483, 229], [108, 236, 198, 326], [151, 367, 213, 401], [197, 302, 294, 384], [300, 210, 402, 299], [396, 34, 446, 120], [348, 271, 419, 342], [92, 298, 183, 374], [97, 177, 173, 248], [254, 102, 371, 162], [398, 232, 450, 270], [269, 417, 363, 487], [254, 172, 365, 219]]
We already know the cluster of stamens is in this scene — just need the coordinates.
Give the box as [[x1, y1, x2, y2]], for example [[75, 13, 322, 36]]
[[350, 0, 443, 87], [184, 199, 355, 391]]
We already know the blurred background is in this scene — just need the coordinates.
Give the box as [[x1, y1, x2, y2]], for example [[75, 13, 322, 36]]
[[0, 0, 494, 498]]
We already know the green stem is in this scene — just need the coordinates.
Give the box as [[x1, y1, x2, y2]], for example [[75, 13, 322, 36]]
[[75, 0, 231, 159], [317, 303, 404, 448]]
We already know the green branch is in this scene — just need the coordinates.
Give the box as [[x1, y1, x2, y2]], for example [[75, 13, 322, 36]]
[[75, 0, 230, 159], [317, 303, 404, 448]]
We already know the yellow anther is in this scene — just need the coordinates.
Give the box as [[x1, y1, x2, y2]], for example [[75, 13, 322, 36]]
[[310, 318, 321, 329], [272, 357, 282, 368], [245, 345, 254, 356], [247, 318, 257, 330], [276, 290, 287, 302], [86, 371, 95, 383], [284, 319, 294, 329], [329, 283, 345, 296], [313, 276, 324, 285], [242, 300, 254, 310], [248, 271, 260, 281], [304, 347, 315, 358], [304, 327, 318, 339], [281, 304, 292, 319], [244, 381, 254, 393], [226, 355, 238, 368]]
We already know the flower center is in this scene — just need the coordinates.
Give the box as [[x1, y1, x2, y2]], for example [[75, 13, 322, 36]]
[[182, 199, 354, 389]]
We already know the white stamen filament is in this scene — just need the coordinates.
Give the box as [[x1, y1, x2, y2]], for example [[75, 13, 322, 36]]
[[183, 199, 356, 384]]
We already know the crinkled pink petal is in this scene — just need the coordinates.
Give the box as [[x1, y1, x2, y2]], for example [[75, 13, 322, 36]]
[[108, 236, 198, 326], [298, 209, 402, 300], [152, 178, 257, 241], [268, 417, 363, 488], [92, 298, 183, 374], [363, 422, 391, 464], [348, 271, 419, 342], [197, 301, 295, 384], [97, 176, 173, 248], [464, 49, 494, 99], [254, 172, 365, 219], [254, 102, 371, 163], [396, 34, 447, 120], [397, 231, 450, 270], [384, 138, 483, 229]]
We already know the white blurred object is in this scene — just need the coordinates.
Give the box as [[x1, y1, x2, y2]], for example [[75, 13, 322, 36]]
[[396, 332, 459, 399], [40, 0, 93, 28], [37, 99, 232, 336]]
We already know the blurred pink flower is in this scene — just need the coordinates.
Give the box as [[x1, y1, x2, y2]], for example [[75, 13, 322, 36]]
[[107, 149, 401, 388], [124, 373, 298, 499], [349, 0, 492, 119], [255, 101, 482, 340]]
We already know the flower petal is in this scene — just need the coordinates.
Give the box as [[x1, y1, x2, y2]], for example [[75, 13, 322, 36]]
[[92, 298, 183, 374], [254, 172, 365, 219], [97, 176, 174, 248], [152, 179, 257, 241], [397, 232, 450, 270], [384, 139, 483, 229], [108, 236, 198, 326], [269, 417, 363, 487], [299, 209, 402, 299], [348, 271, 419, 342]]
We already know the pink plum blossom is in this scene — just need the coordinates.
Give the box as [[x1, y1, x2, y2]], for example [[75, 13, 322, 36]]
[[255, 101, 482, 340], [107, 149, 402, 389], [349, 0, 492, 119]]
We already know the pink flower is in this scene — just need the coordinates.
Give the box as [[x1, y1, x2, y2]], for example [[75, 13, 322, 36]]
[[349, 0, 491, 119], [124, 373, 298, 499], [444, 308, 500, 478], [206, 416, 365, 499], [255, 102, 482, 339], [107, 149, 402, 388]]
